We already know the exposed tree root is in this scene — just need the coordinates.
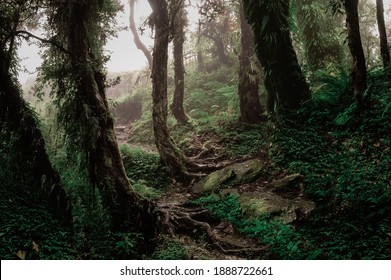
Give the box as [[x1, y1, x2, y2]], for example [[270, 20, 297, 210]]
[[157, 202, 268, 256], [184, 155, 255, 176]]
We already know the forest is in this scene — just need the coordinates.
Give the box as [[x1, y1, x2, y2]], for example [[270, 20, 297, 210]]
[[1, 0, 391, 260]]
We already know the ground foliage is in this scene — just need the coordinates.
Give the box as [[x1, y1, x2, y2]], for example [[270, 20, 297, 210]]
[[119, 144, 171, 198], [270, 67, 391, 259], [0, 131, 75, 260], [2, 58, 391, 259]]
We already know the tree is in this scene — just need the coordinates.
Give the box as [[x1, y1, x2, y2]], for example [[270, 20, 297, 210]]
[[129, 0, 153, 69], [376, 0, 390, 68], [0, 0, 71, 223], [244, 0, 310, 114], [171, 0, 189, 125], [237, 0, 264, 123], [195, 23, 205, 69], [148, 0, 188, 176], [343, 0, 368, 106], [41, 0, 156, 237], [198, 1, 234, 66]]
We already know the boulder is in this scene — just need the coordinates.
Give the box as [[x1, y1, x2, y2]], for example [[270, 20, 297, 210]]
[[191, 159, 265, 193], [239, 190, 315, 224]]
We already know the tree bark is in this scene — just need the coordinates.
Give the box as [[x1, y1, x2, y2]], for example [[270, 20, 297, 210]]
[[0, 50, 71, 224], [171, 0, 189, 125], [148, 0, 188, 176], [238, 0, 264, 123], [376, 0, 390, 68], [129, 0, 153, 69], [244, 0, 310, 114], [344, 0, 367, 106], [63, 0, 157, 237]]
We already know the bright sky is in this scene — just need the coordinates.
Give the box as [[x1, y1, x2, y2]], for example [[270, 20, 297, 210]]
[[17, 0, 391, 84], [17, 1, 154, 84]]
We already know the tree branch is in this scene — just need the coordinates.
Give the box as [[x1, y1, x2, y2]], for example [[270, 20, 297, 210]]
[[13, 30, 73, 56]]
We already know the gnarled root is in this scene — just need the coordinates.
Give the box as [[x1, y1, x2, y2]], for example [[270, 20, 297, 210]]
[[157, 202, 268, 255]]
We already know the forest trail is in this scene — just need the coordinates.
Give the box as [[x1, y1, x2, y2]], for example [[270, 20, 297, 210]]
[[114, 123, 314, 259], [115, 124, 157, 152], [156, 191, 265, 259], [115, 123, 269, 259]]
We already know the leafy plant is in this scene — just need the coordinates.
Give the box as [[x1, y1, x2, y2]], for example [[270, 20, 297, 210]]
[[151, 239, 189, 260], [119, 144, 171, 192]]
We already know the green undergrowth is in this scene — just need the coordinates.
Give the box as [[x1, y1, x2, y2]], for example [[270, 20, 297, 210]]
[[172, 116, 268, 159], [192, 194, 320, 259], [271, 67, 391, 259], [0, 197, 75, 260], [150, 238, 189, 260], [0, 133, 75, 260], [119, 144, 171, 199]]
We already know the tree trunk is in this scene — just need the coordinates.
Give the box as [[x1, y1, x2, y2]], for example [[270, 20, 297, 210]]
[[0, 50, 71, 224], [148, 0, 188, 176], [202, 20, 230, 65], [238, 0, 263, 123], [196, 23, 205, 70], [129, 0, 153, 69], [214, 34, 230, 65], [244, 0, 310, 114], [63, 0, 156, 237], [376, 0, 390, 68], [171, 0, 189, 125], [344, 0, 367, 106]]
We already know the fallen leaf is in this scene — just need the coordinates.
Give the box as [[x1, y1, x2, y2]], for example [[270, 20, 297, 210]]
[[32, 241, 39, 252], [15, 250, 27, 260]]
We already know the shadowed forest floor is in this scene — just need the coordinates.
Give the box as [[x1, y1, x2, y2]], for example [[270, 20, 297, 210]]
[[1, 67, 391, 260]]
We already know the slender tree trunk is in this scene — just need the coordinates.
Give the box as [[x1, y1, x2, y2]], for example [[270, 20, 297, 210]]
[[376, 0, 390, 68], [64, 0, 156, 236], [0, 50, 71, 223], [129, 0, 153, 69], [148, 0, 188, 176], [244, 0, 310, 114], [196, 23, 205, 70], [171, 0, 189, 125], [214, 34, 230, 65], [238, 0, 263, 123], [344, 0, 367, 106]]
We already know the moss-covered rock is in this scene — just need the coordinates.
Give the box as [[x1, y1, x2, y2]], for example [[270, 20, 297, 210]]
[[191, 159, 265, 193], [239, 190, 315, 224]]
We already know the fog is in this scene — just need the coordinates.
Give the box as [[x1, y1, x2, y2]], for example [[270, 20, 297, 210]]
[[16, 0, 391, 85]]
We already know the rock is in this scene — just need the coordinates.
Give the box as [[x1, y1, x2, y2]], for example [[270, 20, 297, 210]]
[[239, 190, 315, 224], [191, 159, 265, 193], [266, 174, 303, 193]]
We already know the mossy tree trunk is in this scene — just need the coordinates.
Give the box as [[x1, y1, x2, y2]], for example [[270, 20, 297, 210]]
[[244, 0, 310, 114], [343, 0, 367, 106], [148, 0, 188, 176], [50, 0, 157, 237], [171, 0, 189, 125], [376, 0, 390, 68], [0, 49, 71, 223], [238, 0, 264, 123]]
